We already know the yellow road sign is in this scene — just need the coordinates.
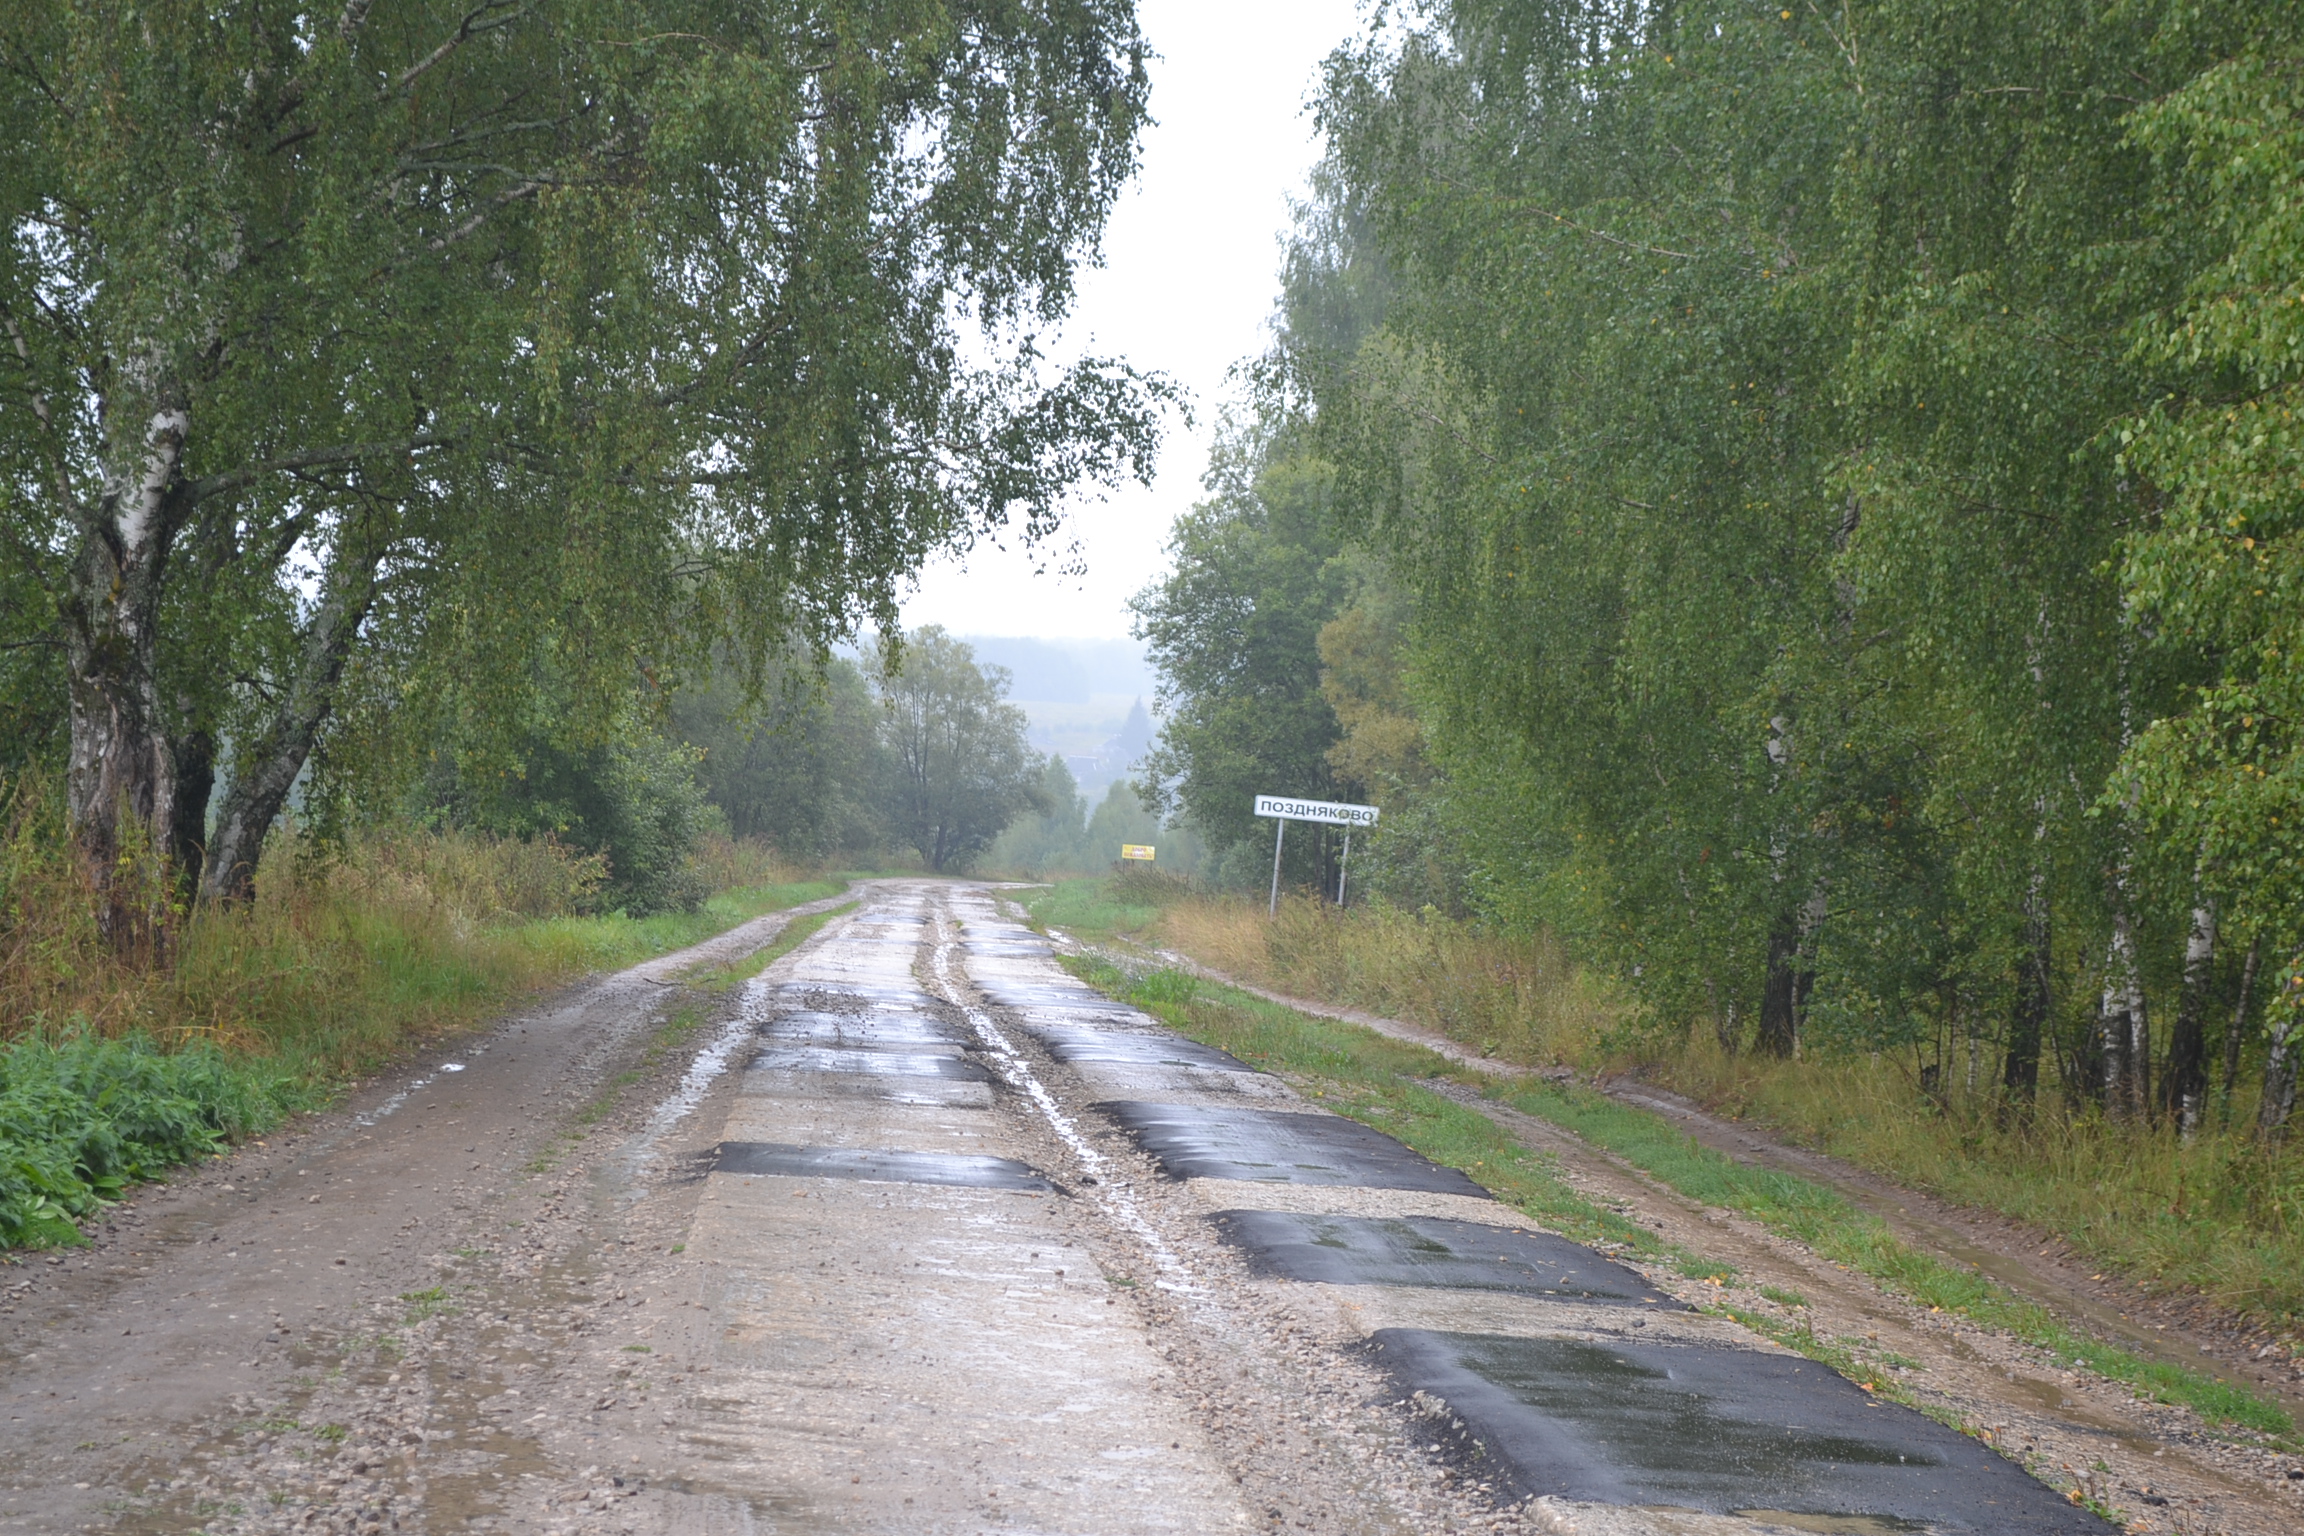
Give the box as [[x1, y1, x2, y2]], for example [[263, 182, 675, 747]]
[[1120, 844, 1156, 861]]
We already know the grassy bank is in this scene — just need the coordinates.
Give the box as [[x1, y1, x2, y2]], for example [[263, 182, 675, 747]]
[[1026, 875, 2304, 1348], [1, 788, 844, 1249]]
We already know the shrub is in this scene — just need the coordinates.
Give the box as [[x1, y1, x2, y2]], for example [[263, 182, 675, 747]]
[[0, 1033, 306, 1246]]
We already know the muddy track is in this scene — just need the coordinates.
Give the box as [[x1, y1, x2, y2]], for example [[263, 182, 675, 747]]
[[0, 888, 864, 1535]]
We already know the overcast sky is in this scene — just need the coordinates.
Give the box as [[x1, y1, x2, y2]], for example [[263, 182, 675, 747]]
[[898, 0, 1368, 642]]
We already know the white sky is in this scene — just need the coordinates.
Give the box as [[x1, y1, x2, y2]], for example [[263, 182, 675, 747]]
[[899, 0, 1368, 642]]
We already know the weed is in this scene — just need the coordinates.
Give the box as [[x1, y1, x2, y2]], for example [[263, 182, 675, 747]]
[[1760, 1284, 1809, 1308], [398, 1286, 452, 1322]]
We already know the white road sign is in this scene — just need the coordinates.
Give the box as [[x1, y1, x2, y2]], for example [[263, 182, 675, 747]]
[[1253, 794, 1379, 827]]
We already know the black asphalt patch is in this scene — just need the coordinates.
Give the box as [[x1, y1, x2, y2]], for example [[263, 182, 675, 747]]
[[1100, 1104, 1490, 1194], [713, 1142, 1054, 1191], [1367, 1330, 2111, 1533], [1032, 1027, 1253, 1073], [1211, 1212, 1686, 1306]]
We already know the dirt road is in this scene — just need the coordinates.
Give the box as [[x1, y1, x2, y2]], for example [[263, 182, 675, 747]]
[[2, 881, 2140, 1534]]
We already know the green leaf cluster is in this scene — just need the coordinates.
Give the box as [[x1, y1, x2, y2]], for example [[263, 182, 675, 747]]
[[1149, 0, 2304, 1129]]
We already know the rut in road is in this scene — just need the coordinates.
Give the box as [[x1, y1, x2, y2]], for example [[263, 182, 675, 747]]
[[4, 879, 2120, 1535]]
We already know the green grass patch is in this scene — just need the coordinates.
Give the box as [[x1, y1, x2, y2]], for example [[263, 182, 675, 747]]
[[508, 878, 846, 978], [398, 1285, 453, 1322], [1021, 877, 1167, 941], [1494, 1077, 2292, 1439], [0, 1034, 315, 1246]]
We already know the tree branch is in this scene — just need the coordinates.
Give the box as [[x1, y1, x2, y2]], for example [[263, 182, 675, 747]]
[[180, 437, 451, 506], [395, 2, 527, 98]]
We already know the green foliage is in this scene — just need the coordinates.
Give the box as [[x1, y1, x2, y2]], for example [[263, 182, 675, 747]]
[[2115, 36, 2304, 1102], [434, 721, 715, 917], [0, 0, 1168, 904], [1239, 0, 2304, 1124], [1131, 426, 1353, 890], [676, 652, 884, 862], [989, 754, 1097, 875], [872, 628, 1045, 871], [0, 1034, 309, 1247]]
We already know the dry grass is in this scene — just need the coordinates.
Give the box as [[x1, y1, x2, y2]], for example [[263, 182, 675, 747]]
[[1154, 894, 1617, 1069], [0, 776, 822, 1080]]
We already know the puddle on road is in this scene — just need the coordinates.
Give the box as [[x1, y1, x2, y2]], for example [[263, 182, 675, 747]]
[[712, 1141, 1056, 1191], [974, 979, 1114, 1009], [1213, 1211, 1690, 1307], [1367, 1329, 2112, 1533], [1102, 1103, 1491, 1195], [1030, 1026, 1254, 1072]]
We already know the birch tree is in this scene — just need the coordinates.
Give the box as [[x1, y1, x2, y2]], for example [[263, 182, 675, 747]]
[[0, 1, 1162, 938]]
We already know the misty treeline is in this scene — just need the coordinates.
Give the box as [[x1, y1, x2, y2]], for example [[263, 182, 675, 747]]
[[0, 4, 1166, 928], [1136, 0, 2304, 1138]]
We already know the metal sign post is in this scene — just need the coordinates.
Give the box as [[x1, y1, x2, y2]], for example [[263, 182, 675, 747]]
[[1253, 794, 1379, 917], [1268, 818, 1286, 917]]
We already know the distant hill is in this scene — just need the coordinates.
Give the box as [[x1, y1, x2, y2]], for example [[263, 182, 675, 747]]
[[962, 635, 1157, 703]]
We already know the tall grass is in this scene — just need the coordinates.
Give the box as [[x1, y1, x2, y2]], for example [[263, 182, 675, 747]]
[[1153, 892, 1615, 1068], [0, 776, 838, 1246]]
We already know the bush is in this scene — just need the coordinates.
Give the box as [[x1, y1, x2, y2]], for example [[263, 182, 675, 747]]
[[0, 1033, 306, 1246], [433, 727, 715, 915]]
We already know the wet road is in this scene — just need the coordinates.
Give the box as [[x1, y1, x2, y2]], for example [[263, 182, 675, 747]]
[[673, 882, 2108, 1533], [1, 880, 2118, 1535]]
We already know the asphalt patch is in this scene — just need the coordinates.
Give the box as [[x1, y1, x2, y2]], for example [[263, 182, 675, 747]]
[[713, 1142, 1054, 1191], [1100, 1104, 1490, 1195], [1031, 1027, 1253, 1073], [1367, 1330, 2111, 1533], [1211, 1212, 1686, 1306]]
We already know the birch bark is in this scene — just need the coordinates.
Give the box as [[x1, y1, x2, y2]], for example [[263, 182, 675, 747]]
[[58, 392, 193, 953]]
